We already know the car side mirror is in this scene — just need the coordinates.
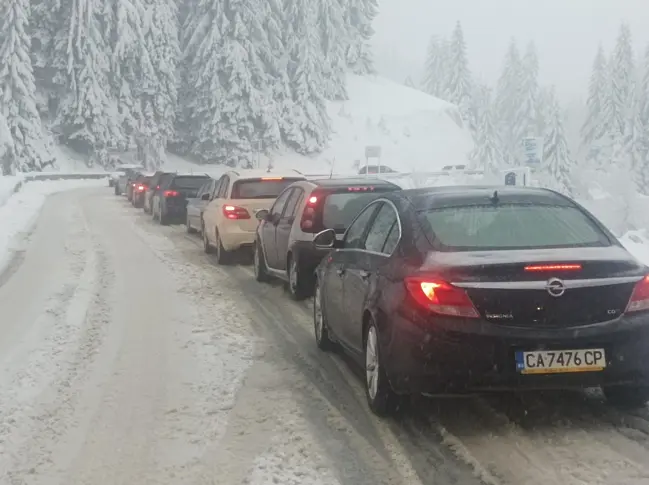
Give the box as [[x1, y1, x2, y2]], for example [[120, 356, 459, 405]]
[[313, 228, 337, 249], [201, 193, 210, 200], [256, 209, 269, 221]]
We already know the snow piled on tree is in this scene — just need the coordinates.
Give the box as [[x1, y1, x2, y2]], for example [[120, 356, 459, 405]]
[[267, 74, 473, 174]]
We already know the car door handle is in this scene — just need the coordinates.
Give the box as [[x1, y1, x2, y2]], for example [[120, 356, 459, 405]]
[[359, 270, 371, 280], [336, 268, 345, 277]]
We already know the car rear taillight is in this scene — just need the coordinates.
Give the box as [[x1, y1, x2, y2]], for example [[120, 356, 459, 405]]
[[164, 190, 179, 197], [524, 264, 582, 272], [626, 275, 649, 313], [300, 194, 320, 231], [223, 205, 250, 220], [137, 185, 145, 191], [404, 277, 480, 318]]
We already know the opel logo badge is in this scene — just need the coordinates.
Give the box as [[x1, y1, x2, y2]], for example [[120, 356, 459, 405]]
[[545, 277, 566, 297]]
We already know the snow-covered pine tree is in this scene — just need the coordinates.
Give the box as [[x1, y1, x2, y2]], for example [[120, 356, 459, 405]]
[[52, 0, 121, 166], [318, 0, 348, 100], [284, 0, 330, 153], [141, 0, 179, 168], [517, 41, 543, 138], [629, 43, 649, 194], [111, 0, 149, 150], [443, 21, 474, 133], [30, 0, 61, 106], [469, 83, 503, 175], [541, 87, 574, 195], [0, 0, 53, 172], [608, 23, 635, 136], [343, 0, 377, 74], [495, 38, 525, 165], [581, 45, 610, 160], [261, 0, 300, 148], [421, 35, 447, 98], [216, 0, 281, 167], [179, 0, 225, 161], [0, 112, 14, 175]]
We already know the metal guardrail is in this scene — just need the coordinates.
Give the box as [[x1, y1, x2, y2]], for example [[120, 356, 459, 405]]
[[24, 172, 109, 181]]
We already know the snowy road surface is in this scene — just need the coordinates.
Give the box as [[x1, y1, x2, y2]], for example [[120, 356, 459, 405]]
[[3, 188, 649, 484]]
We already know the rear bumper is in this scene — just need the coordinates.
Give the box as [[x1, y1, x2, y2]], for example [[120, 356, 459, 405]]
[[384, 312, 649, 394], [220, 227, 255, 251]]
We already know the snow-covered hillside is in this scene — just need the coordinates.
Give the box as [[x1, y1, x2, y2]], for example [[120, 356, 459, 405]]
[[267, 75, 473, 174]]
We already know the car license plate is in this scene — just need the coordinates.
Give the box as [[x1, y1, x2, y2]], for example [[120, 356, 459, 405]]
[[515, 349, 606, 374]]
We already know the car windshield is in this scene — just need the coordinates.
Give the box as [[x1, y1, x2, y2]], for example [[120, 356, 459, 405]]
[[171, 176, 209, 189], [419, 203, 611, 250], [231, 178, 303, 199], [323, 190, 390, 230]]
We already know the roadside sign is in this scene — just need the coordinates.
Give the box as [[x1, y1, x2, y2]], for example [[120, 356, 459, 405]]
[[522, 137, 543, 165], [365, 145, 381, 158]]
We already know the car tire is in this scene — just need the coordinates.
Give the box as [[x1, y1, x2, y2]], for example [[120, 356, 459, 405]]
[[287, 254, 309, 300], [186, 216, 196, 234], [159, 211, 169, 225], [254, 240, 271, 282], [603, 385, 649, 409], [203, 223, 215, 254], [214, 230, 231, 265], [313, 279, 334, 351], [363, 320, 406, 417]]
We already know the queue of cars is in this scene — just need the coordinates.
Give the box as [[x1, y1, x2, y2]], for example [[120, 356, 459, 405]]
[[115, 167, 649, 417]]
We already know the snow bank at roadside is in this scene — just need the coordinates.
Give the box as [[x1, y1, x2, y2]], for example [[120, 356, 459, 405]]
[[0, 179, 106, 274], [0, 175, 24, 208]]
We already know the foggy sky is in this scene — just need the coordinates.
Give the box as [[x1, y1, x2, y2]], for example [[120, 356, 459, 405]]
[[371, 0, 649, 101]]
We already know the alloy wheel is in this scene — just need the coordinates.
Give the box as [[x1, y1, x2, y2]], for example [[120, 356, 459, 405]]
[[365, 326, 379, 400]]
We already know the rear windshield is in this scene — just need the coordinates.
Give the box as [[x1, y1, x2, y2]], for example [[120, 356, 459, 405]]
[[419, 204, 611, 250], [231, 178, 303, 199], [322, 189, 394, 230], [171, 176, 210, 189]]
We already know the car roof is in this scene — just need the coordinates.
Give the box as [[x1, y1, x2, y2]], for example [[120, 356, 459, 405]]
[[394, 185, 573, 210], [310, 177, 400, 188], [224, 169, 305, 180]]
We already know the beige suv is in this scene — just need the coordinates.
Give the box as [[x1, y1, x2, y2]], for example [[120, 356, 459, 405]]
[[202, 169, 305, 264]]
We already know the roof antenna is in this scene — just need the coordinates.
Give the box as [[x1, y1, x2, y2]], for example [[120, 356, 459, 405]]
[[490, 190, 499, 204]]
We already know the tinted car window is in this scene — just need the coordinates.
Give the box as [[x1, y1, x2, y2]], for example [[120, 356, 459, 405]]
[[270, 189, 292, 217], [171, 176, 210, 189], [419, 204, 611, 250], [322, 191, 387, 230], [382, 222, 400, 254], [283, 188, 303, 218], [231, 178, 303, 199], [364, 204, 398, 253], [344, 203, 380, 250]]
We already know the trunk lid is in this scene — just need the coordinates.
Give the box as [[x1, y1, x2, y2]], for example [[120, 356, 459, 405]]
[[424, 246, 646, 328], [226, 198, 275, 232]]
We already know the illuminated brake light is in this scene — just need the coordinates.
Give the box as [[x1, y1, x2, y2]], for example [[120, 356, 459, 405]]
[[308, 196, 318, 204], [222, 205, 250, 220], [348, 186, 374, 192], [164, 190, 179, 197], [626, 275, 649, 313], [404, 277, 479, 318], [137, 185, 145, 191], [524, 264, 582, 272], [261, 177, 283, 180]]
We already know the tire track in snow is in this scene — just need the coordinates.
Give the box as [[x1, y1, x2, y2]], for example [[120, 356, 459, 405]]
[[0, 194, 103, 483], [172, 225, 484, 485]]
